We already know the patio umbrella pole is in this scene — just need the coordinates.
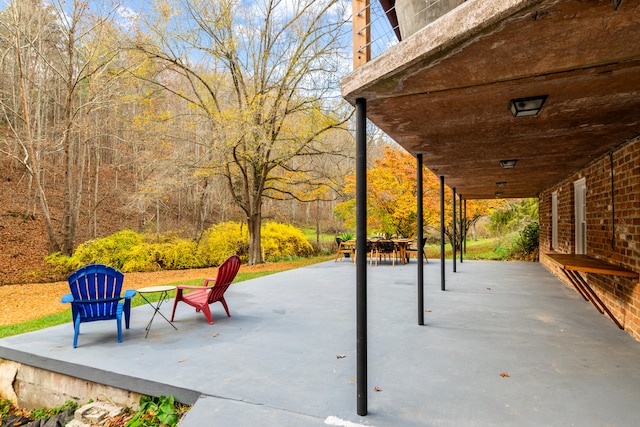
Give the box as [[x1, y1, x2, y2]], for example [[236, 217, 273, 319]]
[[355, 97, 368, 416]]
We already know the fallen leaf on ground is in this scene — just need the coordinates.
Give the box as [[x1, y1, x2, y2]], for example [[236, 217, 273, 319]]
[[213, 333, 219, 337], [178, 359, 187, 363], [337, 354, 346, 359], [374, 387, 382, 392], [487, 288, 492, 290], [500, 372, 510, 377], [425, 309, 432, 312]]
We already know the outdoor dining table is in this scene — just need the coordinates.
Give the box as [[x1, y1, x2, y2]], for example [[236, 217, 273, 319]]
[[350, 238, 412, 265], [378, 238, 412, 265], [392, 238, 411, 264]]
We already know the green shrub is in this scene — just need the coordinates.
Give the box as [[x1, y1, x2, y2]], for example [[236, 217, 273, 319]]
[[31, 400, 78, 420], [126, 395, 188, 427], [199, 221, 249, 265], [47, 230, 207, 274], [45, 230, 149, 275], [151, 240, 206, 270], [118, 243, 157, 272], [44, 252, 81, 276], [492, 225, 539, 262], [492, 234, 520, 260], [338, 232, 354, 242], [262, 222, 313, 261], [46, 221, 316, 275], [514, 222, 539, 260], [0, 399, 78, 424], [73, 230, 145, 270], [492, 242, 510, 260]]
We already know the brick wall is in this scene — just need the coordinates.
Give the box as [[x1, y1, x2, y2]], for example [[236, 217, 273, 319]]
[[540, 136, 640, 340]]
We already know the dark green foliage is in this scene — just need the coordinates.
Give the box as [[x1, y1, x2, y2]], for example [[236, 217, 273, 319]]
[[517, 222, 540, 260], [488, 199, 539, 261], [126, 395, 188, 427], [0, 399, 78, 424], [30, 400, 78, 420], [489, 209, 516, 235]]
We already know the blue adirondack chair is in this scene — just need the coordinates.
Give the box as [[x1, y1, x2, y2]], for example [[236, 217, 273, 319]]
[[61, 264, 136, 348]]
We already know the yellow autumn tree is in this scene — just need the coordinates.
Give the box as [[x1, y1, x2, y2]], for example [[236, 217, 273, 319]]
[[335, 146, 501, 240], [132, 0, 352, 264]]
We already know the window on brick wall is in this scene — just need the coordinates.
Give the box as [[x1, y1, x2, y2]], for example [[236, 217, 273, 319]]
[[552, 191, 558, 250], [574, 178, 586, 254]]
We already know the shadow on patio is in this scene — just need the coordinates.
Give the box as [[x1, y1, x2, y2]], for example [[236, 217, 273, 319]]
[[2, 260, 640, 426]]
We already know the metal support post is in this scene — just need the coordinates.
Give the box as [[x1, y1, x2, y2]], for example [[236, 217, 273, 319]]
[[452, 187, 457, 273], [459, 193, 464, 264], [440, 176, 446, 291], [355, 98, 368, 416], [417, 154, 424, 325]]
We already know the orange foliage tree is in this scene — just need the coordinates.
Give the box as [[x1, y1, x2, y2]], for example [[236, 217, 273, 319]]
[[335, 146, 501, 241]]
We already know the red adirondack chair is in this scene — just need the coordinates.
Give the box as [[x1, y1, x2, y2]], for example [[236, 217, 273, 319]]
[[170, 254, 241, 324]]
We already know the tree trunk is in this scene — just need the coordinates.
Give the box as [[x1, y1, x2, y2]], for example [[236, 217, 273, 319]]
[[247, 212, 263, 265], [316, 198, 320, 246], [61, 23, 79, 256], [13, 32, 61, 252], [34, 174, 61, 253], [92, 147, 100, 238], [193, 179, 209, 241]]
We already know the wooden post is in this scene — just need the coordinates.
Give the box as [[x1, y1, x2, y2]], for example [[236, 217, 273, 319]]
[[353, 0, 371, 69]]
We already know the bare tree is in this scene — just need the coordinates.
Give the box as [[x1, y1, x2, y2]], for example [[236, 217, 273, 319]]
[[1, 0, 77, 251], [0, 0, 127, 254], [133, 0, 352, 264]]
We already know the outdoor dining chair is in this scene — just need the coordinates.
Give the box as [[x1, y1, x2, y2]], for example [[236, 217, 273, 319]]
[[372, 240, 397, 266], [406, 239, 428, 263], [335, 239, 355, 262]]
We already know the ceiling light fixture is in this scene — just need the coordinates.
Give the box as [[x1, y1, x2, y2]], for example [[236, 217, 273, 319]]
[[509, 95, 548, 117], [496, 182, 507, 187], [500, 159, 518, 169]]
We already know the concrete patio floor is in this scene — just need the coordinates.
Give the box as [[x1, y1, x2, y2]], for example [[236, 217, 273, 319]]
[[2, 259, 640, 426]]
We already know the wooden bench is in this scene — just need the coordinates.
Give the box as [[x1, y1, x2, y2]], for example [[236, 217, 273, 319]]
[[545, 253, 639, 329]]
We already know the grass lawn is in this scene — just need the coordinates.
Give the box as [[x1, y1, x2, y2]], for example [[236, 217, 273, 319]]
[[423, 237, 504, 260], [301, 227, 338, 244], [0, 256, 332, 339]]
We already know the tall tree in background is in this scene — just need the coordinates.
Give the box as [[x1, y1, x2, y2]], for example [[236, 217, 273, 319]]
[[1, 0, 61, 249], [133, 0, 352, 264], [335, 146, 439, 238], [0, 0, 127, 254], [335, 146, 501, 240]]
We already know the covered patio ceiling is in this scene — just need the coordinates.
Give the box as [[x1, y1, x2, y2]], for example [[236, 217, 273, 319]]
[[341, 0, 640, 199]]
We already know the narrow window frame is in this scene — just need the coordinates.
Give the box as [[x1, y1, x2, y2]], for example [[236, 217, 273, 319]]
[[551, 191, 558, 251], [574, 178, 587, 254]]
